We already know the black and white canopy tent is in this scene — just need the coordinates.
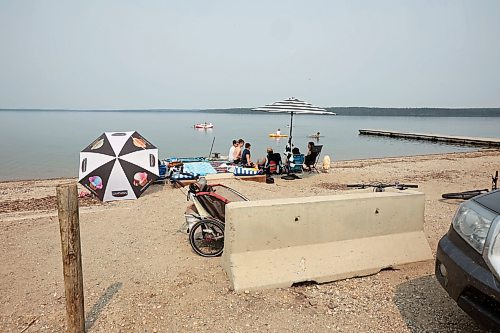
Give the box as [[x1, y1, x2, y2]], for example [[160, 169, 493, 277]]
[[79, 131, 159, 201], [252, 97, 334, 153]]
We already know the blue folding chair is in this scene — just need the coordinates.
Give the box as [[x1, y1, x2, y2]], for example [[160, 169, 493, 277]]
[[155, 161, 168, 184], [290, 154, 305, 174]]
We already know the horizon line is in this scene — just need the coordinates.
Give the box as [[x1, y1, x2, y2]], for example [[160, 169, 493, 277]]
[[1, 106, 500, 112]]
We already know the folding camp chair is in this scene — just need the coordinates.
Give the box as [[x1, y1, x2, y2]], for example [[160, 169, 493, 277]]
[[265, 152, 283, 175], [290, 154, 305, 174], [305, 145, 323, 173], [154, 161, 168, 184]]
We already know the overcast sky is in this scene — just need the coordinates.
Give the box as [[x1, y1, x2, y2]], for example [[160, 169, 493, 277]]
[[1, 0, 499, 109]]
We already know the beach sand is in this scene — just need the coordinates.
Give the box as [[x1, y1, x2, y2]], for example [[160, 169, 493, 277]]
[[1, 150, 499, 332]]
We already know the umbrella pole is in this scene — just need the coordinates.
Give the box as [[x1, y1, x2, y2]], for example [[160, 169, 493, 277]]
[[282, 111, 296, 179]]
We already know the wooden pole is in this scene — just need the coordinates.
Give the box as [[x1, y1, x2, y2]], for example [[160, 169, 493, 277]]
[[208, 136, 216, 158], [57, 183, 85, 333]]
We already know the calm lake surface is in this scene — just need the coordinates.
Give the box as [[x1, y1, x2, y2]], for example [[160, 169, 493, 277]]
[[1, 110, 499, 181]]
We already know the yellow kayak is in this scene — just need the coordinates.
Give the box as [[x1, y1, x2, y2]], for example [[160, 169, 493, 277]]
[[268, 133, 288, 138]]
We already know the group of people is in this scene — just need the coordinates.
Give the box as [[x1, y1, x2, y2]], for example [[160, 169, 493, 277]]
[[227, 139, 318, 172], [228, 139, 254, 167]]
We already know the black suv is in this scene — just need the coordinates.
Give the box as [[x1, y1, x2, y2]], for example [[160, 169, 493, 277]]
[[436, 189, 500, 331]]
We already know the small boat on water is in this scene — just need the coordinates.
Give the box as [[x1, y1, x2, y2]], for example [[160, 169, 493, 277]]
[[269, 133, 288, 138], [194, 123, 214, 129]]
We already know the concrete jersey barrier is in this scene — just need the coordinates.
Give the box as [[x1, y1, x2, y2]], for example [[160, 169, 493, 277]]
[[222, 191, 432, 291]]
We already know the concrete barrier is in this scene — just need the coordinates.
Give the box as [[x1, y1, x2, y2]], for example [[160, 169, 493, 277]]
[[222, 191, 432, 291]]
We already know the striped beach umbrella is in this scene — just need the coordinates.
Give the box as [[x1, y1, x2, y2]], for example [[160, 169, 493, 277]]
[[252, 97, 334, 151], [79, 131, 159, 201]]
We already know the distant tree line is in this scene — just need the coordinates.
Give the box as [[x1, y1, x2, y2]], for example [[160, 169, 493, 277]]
[[326, 107, 500, 117], [203, 107, 500, 117]]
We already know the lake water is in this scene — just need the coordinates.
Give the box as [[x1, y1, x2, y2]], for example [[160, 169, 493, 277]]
[[1, 110, 499, 181]]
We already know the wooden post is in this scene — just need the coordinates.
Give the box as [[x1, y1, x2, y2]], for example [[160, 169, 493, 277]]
[[57, 183, 85, 333]]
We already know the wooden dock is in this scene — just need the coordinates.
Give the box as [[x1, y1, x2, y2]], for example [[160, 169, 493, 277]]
[[359, 129, 500, 147]]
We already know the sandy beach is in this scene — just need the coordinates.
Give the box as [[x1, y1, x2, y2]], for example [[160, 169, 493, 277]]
[[1, 149, 499, 332]]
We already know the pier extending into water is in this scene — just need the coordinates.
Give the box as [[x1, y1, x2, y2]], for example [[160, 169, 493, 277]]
[[359, 129, 500, 147]]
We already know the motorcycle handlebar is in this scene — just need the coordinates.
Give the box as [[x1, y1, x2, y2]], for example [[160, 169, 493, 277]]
[[347, 183, 418, 189]]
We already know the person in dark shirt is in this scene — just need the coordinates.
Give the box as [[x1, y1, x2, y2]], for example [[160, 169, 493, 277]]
[[304, 141, 316, 171], [241, 142, 254, 167]]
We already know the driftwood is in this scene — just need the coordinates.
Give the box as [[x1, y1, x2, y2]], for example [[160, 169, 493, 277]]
[[19, 317, 37, 333]]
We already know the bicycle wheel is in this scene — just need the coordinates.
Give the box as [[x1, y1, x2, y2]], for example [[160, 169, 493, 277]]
[[441, 189, 488, 200], [189, 219, 225, 257]]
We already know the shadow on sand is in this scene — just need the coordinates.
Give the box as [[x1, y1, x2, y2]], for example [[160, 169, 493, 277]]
[[394, 275, 488, 332], [85, 282, 122, 331]]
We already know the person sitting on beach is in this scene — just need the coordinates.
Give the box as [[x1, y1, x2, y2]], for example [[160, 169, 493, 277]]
[[233, 139, 244, 164], [228, 139, 237, 163], [263, 147, 282, 174], [292, 147, 301, 155], [241, 142, 255, 167], [304, 141, 316, 171]]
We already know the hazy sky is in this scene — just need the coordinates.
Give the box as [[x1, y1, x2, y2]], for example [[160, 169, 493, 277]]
[[1, 0, 499, 109]]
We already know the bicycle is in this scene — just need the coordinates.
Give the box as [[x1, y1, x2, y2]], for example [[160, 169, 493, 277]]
[[441, 171, 498, 200], [347, 182, 418, 192], [183, 177, 249, 257]]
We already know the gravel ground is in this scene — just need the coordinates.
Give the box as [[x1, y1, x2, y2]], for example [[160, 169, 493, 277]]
[[1, 150, 499, 332]]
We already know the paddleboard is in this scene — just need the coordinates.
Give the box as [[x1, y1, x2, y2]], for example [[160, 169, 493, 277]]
[[269, 134, 288, 138]]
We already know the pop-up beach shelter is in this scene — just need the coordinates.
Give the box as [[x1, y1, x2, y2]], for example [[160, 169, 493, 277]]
[[79, 131, 159, 201], [252, 97, 334, 153]]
